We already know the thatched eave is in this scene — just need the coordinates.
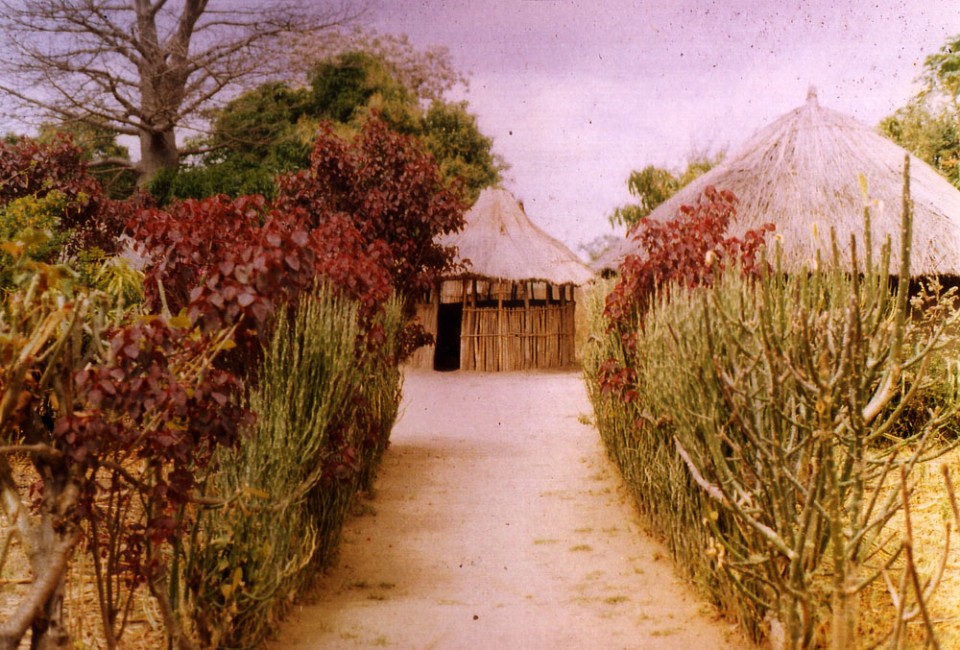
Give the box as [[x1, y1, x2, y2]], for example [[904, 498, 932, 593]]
[[441, 187, 595, 286]]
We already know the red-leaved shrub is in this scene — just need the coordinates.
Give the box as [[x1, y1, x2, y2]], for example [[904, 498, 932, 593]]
[[0, 135, 142, 255], [599, 186, 773, 399], [134, 117, 466, 369], [275, 117, 465, 301], [131, 194, 393, 372]]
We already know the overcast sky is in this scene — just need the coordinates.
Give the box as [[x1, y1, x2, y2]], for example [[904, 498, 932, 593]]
[[367, 0, 960, 255]]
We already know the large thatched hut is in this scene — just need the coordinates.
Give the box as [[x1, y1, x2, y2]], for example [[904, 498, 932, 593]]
[[595, 89, 960, 276], [410, 187, 594, 371]]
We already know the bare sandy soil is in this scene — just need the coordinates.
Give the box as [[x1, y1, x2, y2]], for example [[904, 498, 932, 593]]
[[269, 369, 753, 650]]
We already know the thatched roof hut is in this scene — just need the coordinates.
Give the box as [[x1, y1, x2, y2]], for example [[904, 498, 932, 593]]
[[595, 89, 960, 275], [410, 187, 594, 371]]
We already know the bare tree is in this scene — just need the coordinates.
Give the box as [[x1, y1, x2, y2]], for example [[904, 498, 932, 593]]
[[0, 0, 363, 182]]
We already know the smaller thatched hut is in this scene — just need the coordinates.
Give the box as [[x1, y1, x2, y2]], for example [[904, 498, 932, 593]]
[[410, 187, 594, 372], [595, 89, 960, 277]]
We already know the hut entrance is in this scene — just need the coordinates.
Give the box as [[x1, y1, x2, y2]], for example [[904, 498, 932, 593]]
[[434, 303, 462, 371]]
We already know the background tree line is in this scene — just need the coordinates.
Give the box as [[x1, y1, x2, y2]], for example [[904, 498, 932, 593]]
[[0, 0, 503, 207]]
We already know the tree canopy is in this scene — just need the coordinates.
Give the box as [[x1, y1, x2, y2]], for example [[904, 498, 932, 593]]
[[286, 27, 467, 105], [880, 101, 959, 188], [879, 33, 960, 188], [923, 34, 960, 109], [608, 153, 723, 229], [0, 0, 360, 182], [154, 49, 503, 205]]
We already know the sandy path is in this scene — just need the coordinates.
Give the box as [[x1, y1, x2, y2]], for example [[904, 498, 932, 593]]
[[270, 369, 751, 649]]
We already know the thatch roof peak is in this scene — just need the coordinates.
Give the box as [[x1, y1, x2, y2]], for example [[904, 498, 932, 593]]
[[442, 187, 594, 286], [595, 93, 960, 276]]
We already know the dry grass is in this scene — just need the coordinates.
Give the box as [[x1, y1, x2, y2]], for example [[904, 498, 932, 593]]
[[0, 456, 165, 649], [63, 552, 164, 649], [1, 458, 39, 642], [858, 446, 960, 648]]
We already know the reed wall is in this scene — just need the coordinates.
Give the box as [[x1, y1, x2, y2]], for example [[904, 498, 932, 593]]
[[460, 302, 575, 371]]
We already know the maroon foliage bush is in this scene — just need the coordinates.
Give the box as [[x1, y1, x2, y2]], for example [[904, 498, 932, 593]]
[[599, 187, 773, 400], [55, 319, 249, 551], [131, 194, 393, 372], [0, 135, 141, 255], [275, 117, 466, 301], [135, 118, 465, 368], [604, 186, 773, 329], [3, 121, 466, 646]]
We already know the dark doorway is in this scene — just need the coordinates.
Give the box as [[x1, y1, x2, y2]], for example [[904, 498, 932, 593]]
[[434, 304, 462, 371]]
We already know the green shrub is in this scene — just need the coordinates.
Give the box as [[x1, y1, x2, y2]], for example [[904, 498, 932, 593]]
[[181, 288, 404, 648]]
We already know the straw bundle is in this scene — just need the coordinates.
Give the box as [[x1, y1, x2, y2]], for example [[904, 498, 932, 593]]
[[596, 89, 960, 276]]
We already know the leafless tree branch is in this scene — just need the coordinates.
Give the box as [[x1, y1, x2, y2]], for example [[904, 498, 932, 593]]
[[0, 0, 365, 178]]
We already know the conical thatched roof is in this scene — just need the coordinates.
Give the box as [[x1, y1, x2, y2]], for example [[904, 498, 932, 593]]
[[595, 89, 960, 276], [442, 187, 594, 285]]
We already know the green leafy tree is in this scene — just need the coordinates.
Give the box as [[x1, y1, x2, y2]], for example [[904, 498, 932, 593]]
[[880, 101, 960, 187], [155, 49, 503, 204], [609, 153, 723, 229], [880, 33, 960, 188], [924, 34, 960, 109], [420, 101, 500, 202], [150, 82, 315, 202], [305, 52, 503, 199], [207, 83, 312, 169], [309, 51, 419, 132], [287, 27, 467, 105]]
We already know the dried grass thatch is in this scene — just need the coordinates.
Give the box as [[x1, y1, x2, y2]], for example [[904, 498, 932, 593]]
[[596, 89, 960, 275], [442, 187, 594, 286]]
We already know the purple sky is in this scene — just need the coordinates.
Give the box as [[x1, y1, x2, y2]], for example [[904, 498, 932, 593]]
[[367, 0, 960, 254]]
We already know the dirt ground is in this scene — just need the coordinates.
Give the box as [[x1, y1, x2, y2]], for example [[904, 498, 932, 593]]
[[269, 369, 753, 649]]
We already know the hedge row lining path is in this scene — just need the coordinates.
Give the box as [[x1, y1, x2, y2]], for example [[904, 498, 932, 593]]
[[270, 369, 752, 649]]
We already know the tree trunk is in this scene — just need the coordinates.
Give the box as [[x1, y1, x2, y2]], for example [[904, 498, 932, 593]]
[[137, 128, 179, 185]]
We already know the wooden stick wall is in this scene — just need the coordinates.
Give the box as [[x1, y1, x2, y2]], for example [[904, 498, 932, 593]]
[[406, 280, 581, 371], [460, 302, 576, 371]]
